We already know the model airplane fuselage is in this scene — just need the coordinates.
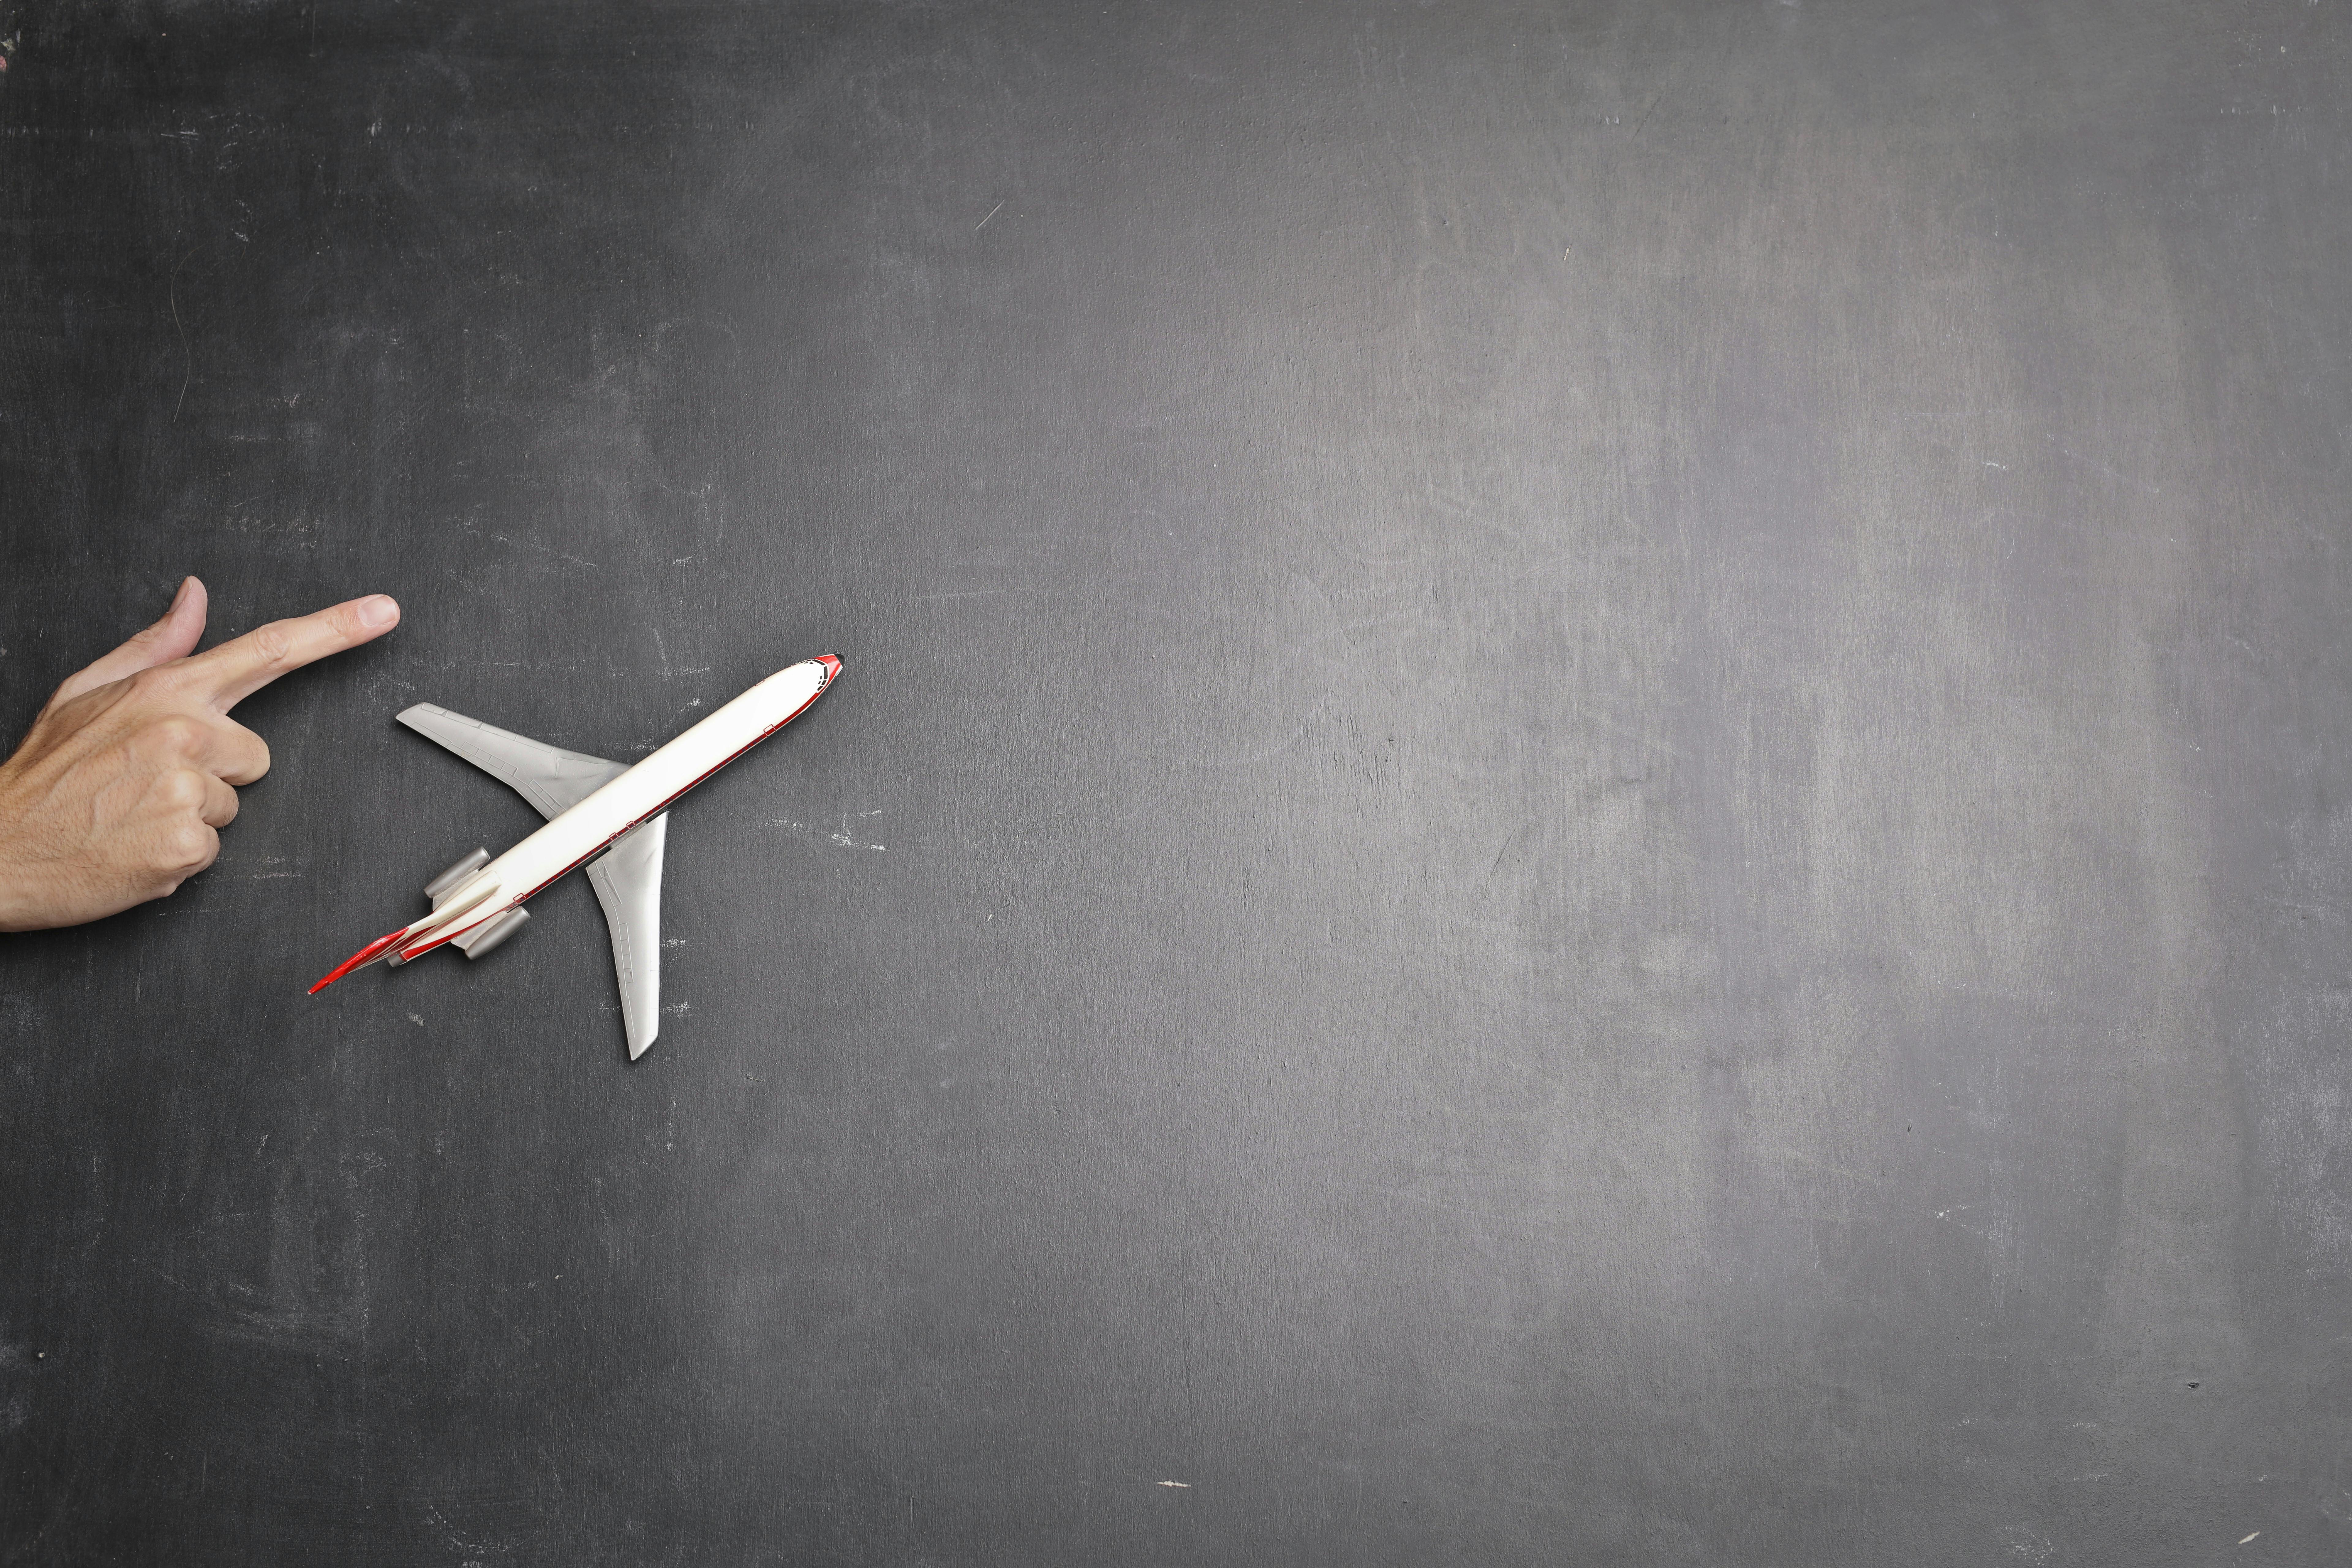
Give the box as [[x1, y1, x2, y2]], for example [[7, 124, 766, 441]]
[[311, 655, 841, 1057]]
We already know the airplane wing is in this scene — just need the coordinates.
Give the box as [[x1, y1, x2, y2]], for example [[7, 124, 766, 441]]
[[398, 703, 668, 1059], [397, 704, 630, 819], [585, 816, 666, 1059]]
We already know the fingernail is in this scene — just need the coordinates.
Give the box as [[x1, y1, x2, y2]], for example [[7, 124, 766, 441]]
[[356, 595, 399, 630]]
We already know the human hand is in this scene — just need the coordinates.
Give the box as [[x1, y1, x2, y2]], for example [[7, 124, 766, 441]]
[[0, 577, 400, 931]]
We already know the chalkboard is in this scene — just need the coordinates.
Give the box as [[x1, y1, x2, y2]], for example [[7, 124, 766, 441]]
[[4, 2, 2349, 1563]]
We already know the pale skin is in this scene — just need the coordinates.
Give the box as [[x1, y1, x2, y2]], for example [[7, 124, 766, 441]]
[[0, 577, 399, 931]]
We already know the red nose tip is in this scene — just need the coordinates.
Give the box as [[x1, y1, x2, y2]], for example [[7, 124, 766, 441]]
[[816, 654, 842, 681]]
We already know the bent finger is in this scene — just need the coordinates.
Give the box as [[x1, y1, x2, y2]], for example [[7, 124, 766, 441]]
[[157, 817, 220, 883], [130, 711, 270, 786], [199, 773, 240, 829], [184, 594, 400, 710], [195, 714, 272, 786], [49, 577, 208, 709]]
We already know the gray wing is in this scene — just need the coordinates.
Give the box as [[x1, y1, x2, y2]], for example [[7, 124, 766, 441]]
[[398, 703, 666, 1060], [397, 703, 630, 819], [585, 816, 666, 1060]]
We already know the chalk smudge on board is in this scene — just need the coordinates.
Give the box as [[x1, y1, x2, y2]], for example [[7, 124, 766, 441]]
[[765, 811, 886, 852]]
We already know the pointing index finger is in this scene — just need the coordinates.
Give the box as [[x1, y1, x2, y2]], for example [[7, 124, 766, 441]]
[[188, 594, 401, 709]]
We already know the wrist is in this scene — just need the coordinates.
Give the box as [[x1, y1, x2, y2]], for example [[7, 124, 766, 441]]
[[0, 781, 57, 933], [0, 861, 46, 931]]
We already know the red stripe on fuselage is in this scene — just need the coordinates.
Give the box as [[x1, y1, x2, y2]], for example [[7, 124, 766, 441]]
[[391, 899, 519, 963]]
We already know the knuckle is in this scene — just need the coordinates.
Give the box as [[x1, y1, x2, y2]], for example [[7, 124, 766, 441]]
[[160, 769, 208, 810], [127, 665, 180, 700], [250, 623, 296, 667], [165, 822, 217, 872], [149, 714, 205, 754]]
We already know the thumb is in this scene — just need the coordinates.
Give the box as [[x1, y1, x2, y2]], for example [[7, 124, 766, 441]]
[[48, 577, 209, 708]]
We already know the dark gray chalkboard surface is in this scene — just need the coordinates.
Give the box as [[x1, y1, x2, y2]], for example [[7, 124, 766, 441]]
[[4, 2, 2348, 1563]]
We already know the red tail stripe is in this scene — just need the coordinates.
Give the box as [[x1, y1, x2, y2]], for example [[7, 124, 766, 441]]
[[309, 928, 411, 994]]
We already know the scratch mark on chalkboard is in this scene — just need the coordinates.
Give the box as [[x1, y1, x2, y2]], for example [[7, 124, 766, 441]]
[[169, 247, 194, 421], [465, 519, 597, 570], [2050, 435, 2161, 496], [1424, 489, 1528, 542], [975, 200, 1004, 231], [1192, 722, 1307, 769], [2239, 1532, 2260, 1545], [1302, 1177, 1582, 1231], [423, 1505, 514, 1559], [912, 586, 1041, 601], [1156, 1480, 1191, 1488], [487, 534, 597, 569], [1755, 1146, 1883, 1185]]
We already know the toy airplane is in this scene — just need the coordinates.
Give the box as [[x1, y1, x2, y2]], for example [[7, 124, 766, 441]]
[[311, 655, 842, 1059]]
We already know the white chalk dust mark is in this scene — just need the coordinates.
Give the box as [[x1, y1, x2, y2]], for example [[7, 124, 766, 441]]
[[1998, 1524, 2055, 1563], [764, 812, 886, 852], [1156, 1480, 1191, 1489]]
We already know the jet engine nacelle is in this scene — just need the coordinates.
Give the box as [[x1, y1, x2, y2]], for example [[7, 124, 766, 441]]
[[400, 846, 526, 961]]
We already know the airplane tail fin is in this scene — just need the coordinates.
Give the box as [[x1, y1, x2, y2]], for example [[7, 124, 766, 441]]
[[310, 927, 413, 993], [310, 870, 505, 993]]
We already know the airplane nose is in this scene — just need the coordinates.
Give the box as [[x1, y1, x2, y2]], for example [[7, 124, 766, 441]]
[[816, 654, 842, 681]]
